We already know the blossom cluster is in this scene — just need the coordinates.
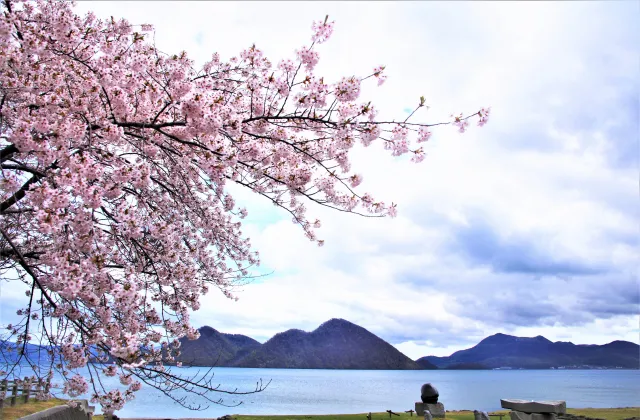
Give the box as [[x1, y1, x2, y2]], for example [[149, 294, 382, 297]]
[[0, 0, 489, 412], [63, 375, 89, 398], [373, 66, 387, 86], [478, 107, 491, 127], [311, 17, 334, 43]]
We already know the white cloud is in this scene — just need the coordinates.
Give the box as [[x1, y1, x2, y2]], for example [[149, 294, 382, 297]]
[[3, 0, 634, 359]]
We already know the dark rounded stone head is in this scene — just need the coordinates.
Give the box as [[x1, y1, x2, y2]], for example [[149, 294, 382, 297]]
[[421, 383, 439, 403]]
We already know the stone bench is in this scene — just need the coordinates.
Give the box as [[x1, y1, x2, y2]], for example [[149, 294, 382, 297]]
[[501, 400, 567, 414], [501, 399, 567, 420]]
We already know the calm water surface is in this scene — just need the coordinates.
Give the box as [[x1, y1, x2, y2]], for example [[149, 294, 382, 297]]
[[58, 368, 640, 418]]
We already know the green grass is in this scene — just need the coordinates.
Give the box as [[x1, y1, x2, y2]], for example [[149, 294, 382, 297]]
[[236, 408, 640, 420], [237, 413, 475, 420], [0, 398, 68, 420], [566, 407, 640, 420], [2, 403, 638, 420]]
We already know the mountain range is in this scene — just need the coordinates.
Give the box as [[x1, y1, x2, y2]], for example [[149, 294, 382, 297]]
[[171, 319, 638, 370], [419, 332, 639, 369], [174, 318, 434, 369], [2, 319, 637, 370]]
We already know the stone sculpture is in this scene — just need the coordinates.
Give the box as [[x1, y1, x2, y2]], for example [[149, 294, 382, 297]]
[[415, 383, 445, 418], [421, 383, 439, 403]]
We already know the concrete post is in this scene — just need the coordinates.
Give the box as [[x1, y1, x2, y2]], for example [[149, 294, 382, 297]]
[[23, 377, 32, 403], [10, 380, 19, 406]]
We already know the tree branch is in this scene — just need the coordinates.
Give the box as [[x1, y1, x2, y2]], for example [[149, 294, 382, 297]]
[[1, 144, 18, 162], [0, 174, 42, 213]]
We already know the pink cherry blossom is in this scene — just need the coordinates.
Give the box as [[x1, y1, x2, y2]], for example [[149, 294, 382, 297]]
[[452, 113, 471, 133], [478, 107, 491, 126], [417, 127, 433, 143], [296, 47, 320, 71], [311, 16, 335, 44], [0, 0, 489, 412], [373, 66, 387, 86], [63, 375, 89, 398], [349, 174, 363, 188], [334, 77, 362, 102]]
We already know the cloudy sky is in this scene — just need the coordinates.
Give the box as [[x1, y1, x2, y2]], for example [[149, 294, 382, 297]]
[[2, 1, 638, 359]]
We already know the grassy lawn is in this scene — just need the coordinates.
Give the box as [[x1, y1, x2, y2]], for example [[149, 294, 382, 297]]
[[2, 403, 638, 420], [237, 408, 640, 420], [566, 408, 640, 420], [238, 412, 481, 420], [0, 398, 68, 420]]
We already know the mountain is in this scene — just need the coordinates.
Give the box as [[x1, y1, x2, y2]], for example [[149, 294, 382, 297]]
[[172, 326, 261, 366], [419, 333, 639, 369], [231, 318, 426, 370], [415, 357, 439, 370], [0, 342, 52, 364], [4, 328, 636, 371], [2, 320, 432, 370]]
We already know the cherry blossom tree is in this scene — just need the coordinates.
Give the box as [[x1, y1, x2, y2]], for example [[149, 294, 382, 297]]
[[0, 0, 489, 413]]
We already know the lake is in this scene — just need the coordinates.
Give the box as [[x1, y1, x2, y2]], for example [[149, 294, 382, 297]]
[[51, 367, 639, 418]]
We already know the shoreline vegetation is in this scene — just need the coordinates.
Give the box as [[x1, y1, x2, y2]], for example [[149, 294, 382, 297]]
[[2, 399, 639, 420]]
